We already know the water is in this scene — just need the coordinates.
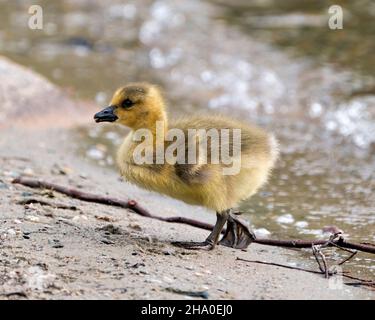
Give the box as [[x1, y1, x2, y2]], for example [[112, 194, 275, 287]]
[[0, 0, 374, 279]]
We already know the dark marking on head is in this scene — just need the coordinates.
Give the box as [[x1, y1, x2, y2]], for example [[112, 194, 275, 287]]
[[121, 85, 148, 96]]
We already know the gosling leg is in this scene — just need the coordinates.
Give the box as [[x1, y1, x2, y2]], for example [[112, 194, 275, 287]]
[[219, 210, 256, 249], [172, 210, 229, 250]]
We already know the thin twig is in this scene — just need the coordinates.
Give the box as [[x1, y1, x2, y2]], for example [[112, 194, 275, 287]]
[[12, 177, 375, 254], [311, 233, 359, 278], [236, 257, 323, 275], [338, 251, 357, 266], [12, 177, 215, 231], [236, 257, 375, 288], [312, 245, 326, 275]]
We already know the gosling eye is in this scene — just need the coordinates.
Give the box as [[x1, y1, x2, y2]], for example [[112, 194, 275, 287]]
[[122, 98, 134, 109]]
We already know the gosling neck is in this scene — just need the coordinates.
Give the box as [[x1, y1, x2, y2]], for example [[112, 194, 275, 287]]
[[130, 110, 168, 146], [148, 109, 168, 137]]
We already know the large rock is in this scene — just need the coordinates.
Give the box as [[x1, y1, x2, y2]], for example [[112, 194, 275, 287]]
[[0, 56, 94, 129]]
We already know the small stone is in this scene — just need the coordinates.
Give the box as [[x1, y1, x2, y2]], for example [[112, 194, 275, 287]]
[[40, 190, 55, 198], [7, 229, 16, 236], [51, 164, 73, 175], [50, 239, 64, 248], [101, 239, 114, 245], [72, 215, 88, 222], [98, 224, 121, 234], [129, 223, 142, 231], [162, 248, 175, 255], [217, 276, 226, 282], [147, 278, 162, 284], [163, 276, 174, 283], [25, 215, 40, 222], [23, 168, 34, 176], [95, 215, 115, 222]]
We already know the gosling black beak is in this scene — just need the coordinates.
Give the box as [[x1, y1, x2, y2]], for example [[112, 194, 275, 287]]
[[94, 106, 118, 123]]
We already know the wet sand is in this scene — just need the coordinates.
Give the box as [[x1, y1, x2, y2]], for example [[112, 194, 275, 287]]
[[0, 57, 373, 299]]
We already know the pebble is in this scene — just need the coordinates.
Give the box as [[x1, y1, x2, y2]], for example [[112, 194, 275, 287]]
[[50, 239, 64, 248], [25, 215, 40, 222], [94, 215, 114, 222], [162, 248, 175, 255], [130, 263, 145, 269], [7, 229, 16, 236], [146, 278, 162, 284], [163, 276, 174, 283], [217, 276, 226, 282], [23, 168, 34, 176], [99, 224, 121, 234], [72, 215, 88, 222], [51, 164, 73, 175], [101, 239, 115, 245], [129, 223, 142, 231]]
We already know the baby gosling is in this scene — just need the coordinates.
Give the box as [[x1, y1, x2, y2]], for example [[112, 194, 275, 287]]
[[94, 83, 278, 250]]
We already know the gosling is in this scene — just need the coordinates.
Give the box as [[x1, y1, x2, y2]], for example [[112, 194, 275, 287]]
[[94, 83, 278, 250]]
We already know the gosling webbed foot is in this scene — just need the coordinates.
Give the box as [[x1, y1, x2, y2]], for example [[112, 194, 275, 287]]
[[172, 240, 215, 251], [219, 214, 256, 249]]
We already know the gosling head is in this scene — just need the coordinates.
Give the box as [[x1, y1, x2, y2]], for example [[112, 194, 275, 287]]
[[94, 82, 166, 129]]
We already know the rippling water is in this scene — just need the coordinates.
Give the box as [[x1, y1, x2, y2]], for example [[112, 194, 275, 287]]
[[0, 0, 373, 278]]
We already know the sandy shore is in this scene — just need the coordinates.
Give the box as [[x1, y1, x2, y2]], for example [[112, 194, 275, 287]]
[[0, 57, 373, 299]]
